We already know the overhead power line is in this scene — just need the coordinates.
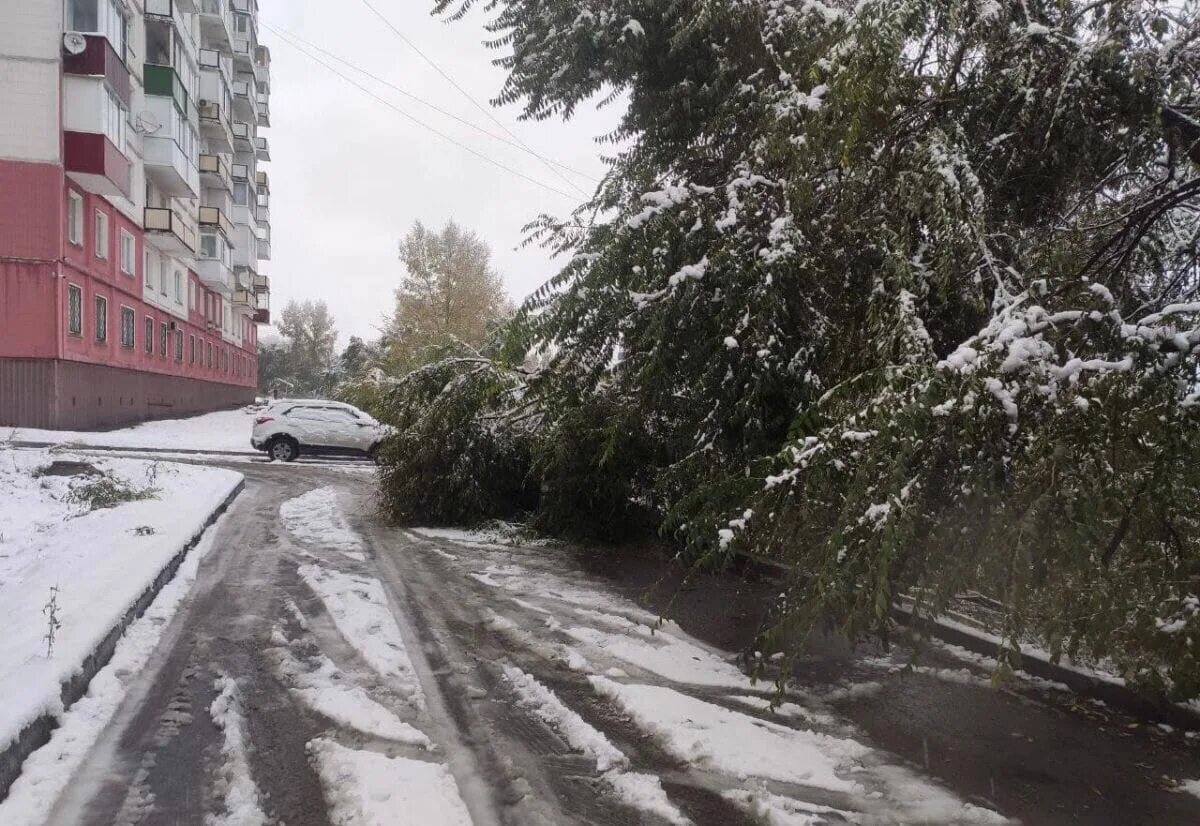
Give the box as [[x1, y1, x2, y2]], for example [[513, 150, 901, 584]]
[[262, 22, 599, 184], [267, 29, 579, 201], [357, 0, 591, 198]]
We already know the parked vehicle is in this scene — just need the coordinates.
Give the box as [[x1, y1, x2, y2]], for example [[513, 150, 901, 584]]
[[251, 400, 391, 462]]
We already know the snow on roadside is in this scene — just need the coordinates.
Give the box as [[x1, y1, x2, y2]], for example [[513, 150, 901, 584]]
[[4, 407, 261, 454], [280, 487, 366, 560], [723, 788, 852, 825], [589, 677, 865, 792], [269, 636, 430, 748], [208, 676, 269, 826], [0, 448, 242, 754], [566, 625, 754, 690], [308, 738, 472, 826], [297, 565, 424, 709], [502, 667, 689, 825], [0, 513, 226, 824]]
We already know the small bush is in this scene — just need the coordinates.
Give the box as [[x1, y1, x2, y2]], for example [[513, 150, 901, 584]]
[[68, 473, 158, 511]]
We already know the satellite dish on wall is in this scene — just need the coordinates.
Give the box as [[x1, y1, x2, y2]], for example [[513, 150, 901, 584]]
[[134, 112, 162, 135], [63, 32, 87, 56]]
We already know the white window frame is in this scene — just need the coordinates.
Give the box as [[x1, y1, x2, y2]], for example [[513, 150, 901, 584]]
[[67, 191, 84, 246], [94, 209, 108, 260], [120, 229, 134, 275]]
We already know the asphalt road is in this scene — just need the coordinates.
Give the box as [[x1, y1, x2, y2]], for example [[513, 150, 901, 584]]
[[24, 458, 1200, 825]]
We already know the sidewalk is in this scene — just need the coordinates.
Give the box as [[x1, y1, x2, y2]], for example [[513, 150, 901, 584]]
[[0, 447, 243, 799]]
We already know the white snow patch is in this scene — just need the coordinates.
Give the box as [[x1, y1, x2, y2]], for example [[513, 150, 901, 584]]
[[589, 679, 865, 792], [271, 640, 431, 747], [0, 448, 241, 754], [8, 407, 261, 454], [280, 487, 366, 560], [567, 626, 754, 690], [0, 513, 226, 824], [208, 676, 269, 826], [308, 738, 472, 826], [503, 666, 626, 771], [298, 565, 425, 708]]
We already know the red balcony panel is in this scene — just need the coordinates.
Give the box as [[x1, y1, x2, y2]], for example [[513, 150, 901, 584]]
[[64, 131, 132, 199], [63, 34, 131, 107], [253, 308, 270, 325]]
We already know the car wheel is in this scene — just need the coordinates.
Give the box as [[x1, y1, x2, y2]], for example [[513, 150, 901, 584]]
[[269, 437, 300, 463]]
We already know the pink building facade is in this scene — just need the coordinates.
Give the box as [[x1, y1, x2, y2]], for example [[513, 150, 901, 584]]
[[0, 1, 272, 429]]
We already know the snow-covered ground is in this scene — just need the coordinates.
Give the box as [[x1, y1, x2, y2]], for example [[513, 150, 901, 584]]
[[2, 407, 262, 454], [0, 447, 242, 756]]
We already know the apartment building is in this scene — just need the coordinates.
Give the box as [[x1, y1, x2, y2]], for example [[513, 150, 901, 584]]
[[0, 0, 273, 429]]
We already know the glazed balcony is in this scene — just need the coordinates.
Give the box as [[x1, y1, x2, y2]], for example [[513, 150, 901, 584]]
[[231, 120, 254, 152], [63, 33, 131, 108], [255, 170, 269, 192], [144, 208, 196, 256], [198, 233, 235, 294], [64, 131, 131, 199], [256, 92, 270, 127], [144, 63, 194, 122], [254, 135, 270, 162], [199, 0, 234, 49], [232, 77, 258, 122]]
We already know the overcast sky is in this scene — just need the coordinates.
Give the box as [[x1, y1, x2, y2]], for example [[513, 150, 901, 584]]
[[256, 0, 619, 347]]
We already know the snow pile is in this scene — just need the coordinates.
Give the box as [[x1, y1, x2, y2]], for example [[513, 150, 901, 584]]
[[0, 514, 226, 823], [503, 667, 690, 825], [4, 407, 261, 454], [308, 738, 472, 826], [566, 625, 754, 690], [270, 638, 430, 748], [0, 448, 242, 754], [208, 675, 269, 826], [297, 565, 424, 708], [280, 487, 366, 560], [589, 678, 865, 792]]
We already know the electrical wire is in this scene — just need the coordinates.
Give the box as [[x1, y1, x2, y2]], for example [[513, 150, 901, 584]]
[[261, 22, 599, 184], [267, 29, 579, 201], [357, 0, 592, 198]]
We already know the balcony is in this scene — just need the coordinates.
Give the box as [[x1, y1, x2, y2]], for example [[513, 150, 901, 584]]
[[254, 136, 270, 161], [231, 162, 250, 182], [64, 131, 132, 199], [198, 100, 234, 153], [198, 233, 235, 293], [253, 274, 270, 293], [144, 133, 199, 199], [144, 63, 194, 121], [233, 288, 257, 310], [256, 204, 270, 225], [231, 120, 253, 152], [232, 78, 258, 121], [258, 237, 271, 261], [63, 33, 131, 108], [199, 205, 236, 240], [144, 208, 196, 256], [255, 46, 271, 92], [256, 170, 269, 192], [199, 0, 234, 49], [199, 153, 232, 191], [256, 92, 270, 127], [145, 0, 198, 61]]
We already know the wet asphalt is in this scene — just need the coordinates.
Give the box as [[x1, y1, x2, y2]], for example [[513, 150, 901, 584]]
[[22, 456, 1200, 825]]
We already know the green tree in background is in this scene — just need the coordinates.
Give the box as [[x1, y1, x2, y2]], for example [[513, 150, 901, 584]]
[[259, 299, 340, 397]]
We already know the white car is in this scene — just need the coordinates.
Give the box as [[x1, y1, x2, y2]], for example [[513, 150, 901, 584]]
[[251, 400, 391, 462]]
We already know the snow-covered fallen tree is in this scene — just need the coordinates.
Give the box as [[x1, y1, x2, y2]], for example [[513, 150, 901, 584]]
[[419, 0, 1200, 698]]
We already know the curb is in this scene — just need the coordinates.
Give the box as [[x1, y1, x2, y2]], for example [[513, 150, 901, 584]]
[[3, 439, 257, 458], [0, 479, 246, 803], [729, 551, 1200, 731], [891, 604, 1200, 731]]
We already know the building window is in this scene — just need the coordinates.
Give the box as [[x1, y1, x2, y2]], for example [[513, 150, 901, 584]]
[[175, 330, 184, 362], [94, 295, 107, 342], [175, 270, 183, 303], [207, 342, 213, 369], [189, 334, 196, 365], [160, 264, 168, 296], [68, 0, 128, 61], [67, 192, 83, 246], [67, 284, 83, 336], [145, 317, 154, 354], [101, 86, 127, 151], [120, 230, 134, 275], [94, 210, 108, 259], [189, 281, 196, 311], [144, 250, 152, 287], [160, 322, 168, 357], [120, 306, 135, 348]]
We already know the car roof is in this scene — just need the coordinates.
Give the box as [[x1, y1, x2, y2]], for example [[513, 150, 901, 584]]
[[268, 399, 361, 412]]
